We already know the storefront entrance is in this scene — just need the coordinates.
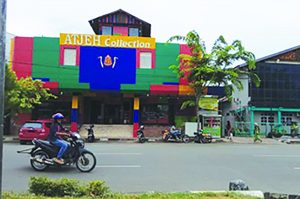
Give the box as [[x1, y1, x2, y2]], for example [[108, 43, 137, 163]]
[[84, 94, 133, 124]]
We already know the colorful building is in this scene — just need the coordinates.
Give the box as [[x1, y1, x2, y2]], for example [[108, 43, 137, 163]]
[[10, 9, 222, 137]]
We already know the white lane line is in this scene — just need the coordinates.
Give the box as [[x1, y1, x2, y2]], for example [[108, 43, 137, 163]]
[[254, 155, 300, 157], [96, 165, 141, 168], [294, 167, 300, 170], [94, 153, 141, 155]]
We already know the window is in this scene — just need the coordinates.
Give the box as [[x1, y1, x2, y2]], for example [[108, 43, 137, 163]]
[[141, 104, 169, 124], [137, 49, 155, 69], [260, 115, 267, 125], [140, 52, 152, 69], [22, 122, 42, 128], [63, 48, 76, 66], [60, 46, 79, 66], [117, 14, 127, 23], [102, 26, 112, 35], [282, 113, 293, 126], [129, 28, 139, 36]]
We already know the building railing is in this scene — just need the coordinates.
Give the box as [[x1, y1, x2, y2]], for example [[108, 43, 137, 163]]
[[233, 122, 296, 137]]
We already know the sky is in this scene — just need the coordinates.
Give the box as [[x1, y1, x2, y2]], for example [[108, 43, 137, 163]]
[[6, 0, 300, 59]]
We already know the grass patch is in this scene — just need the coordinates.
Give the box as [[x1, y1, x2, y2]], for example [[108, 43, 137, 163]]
[[3, 192, 260, 199]]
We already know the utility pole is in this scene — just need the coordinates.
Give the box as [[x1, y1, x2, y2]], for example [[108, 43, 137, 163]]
[[0, 0, 7, 198]]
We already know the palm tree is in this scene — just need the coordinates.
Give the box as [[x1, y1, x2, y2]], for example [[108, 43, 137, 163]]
[[168, 31, 260, 132]]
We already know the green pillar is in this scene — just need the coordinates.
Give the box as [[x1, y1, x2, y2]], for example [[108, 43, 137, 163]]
[[277, 108, 282, 125], [250, 107, 254, 137]]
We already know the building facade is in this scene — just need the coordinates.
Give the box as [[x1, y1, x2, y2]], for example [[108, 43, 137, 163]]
[[10, 9, 221, 137], [224, 46, 300, 137]]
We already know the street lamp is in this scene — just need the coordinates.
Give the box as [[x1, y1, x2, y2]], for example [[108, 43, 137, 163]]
[[0, 0, 7, 198]]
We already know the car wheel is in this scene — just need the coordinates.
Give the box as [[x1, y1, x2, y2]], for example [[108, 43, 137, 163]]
[[20, 140, 27, 145]]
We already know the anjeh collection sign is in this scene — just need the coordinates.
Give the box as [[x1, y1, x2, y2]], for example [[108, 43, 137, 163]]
[[60, 33, 156, 49]]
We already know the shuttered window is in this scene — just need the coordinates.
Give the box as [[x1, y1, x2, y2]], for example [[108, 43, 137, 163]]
[[63, 48, 76, 66]]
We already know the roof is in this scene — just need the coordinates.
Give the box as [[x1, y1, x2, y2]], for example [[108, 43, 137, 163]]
[[88, 9, 150, 25], [237, 45, 300, 68], [25, 120, 52, 123]]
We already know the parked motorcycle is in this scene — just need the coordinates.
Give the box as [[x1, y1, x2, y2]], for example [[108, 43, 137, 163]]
[[17, 132, 96, 172], [137, 125, 147, 143], [86, 124, 95, 143], [194, 129, 212, 143], [162, 126, 190, 143]]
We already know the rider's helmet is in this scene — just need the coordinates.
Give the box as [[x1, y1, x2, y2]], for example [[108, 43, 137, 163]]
[[140, 125, 144, 130], [171, 125, 176, 130], [52, 113, 64, 120]]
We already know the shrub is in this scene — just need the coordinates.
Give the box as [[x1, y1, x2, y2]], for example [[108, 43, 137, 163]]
[[29, 176, 86, 197], [87, 180, 110, 198]]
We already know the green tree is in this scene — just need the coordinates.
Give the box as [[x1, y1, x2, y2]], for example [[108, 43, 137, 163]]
[[4, 64, 56, 131], [168, 31, 260, 131]]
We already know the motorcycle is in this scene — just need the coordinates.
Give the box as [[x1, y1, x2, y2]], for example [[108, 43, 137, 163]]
[[137, 125, 147, 143], [86, 124, 95, 143], [194, 129, 212, 143], [17, 132, 97, 172], [162, 127, 190, 143]]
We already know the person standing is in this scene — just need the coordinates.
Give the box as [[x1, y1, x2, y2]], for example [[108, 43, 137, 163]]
[[225, 121, 233, 141], [254, 123, 262, 143]]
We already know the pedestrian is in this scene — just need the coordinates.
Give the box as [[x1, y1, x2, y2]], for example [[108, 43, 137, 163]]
[[225, 121, 233, 141], [291, 122, 298, 138], [254, 123, 262, 143]]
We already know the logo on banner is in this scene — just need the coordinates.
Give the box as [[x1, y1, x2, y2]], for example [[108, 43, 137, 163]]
[[98, 55, 118, 68]]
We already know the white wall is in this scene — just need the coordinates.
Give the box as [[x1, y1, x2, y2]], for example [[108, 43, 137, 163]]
[[222, 75, 250, 120], [5, 32, 15, 63]]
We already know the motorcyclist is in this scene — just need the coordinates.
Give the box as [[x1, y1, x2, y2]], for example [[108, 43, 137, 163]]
[[170, 125, 180, 140], [48, 113, 70, 164]]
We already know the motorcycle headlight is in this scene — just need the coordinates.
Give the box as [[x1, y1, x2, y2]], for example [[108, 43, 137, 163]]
[[73, 133, 81, 139], [77, 139, 85, 147]]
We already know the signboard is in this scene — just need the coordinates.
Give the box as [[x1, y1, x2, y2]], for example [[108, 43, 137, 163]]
[[201, 114, 222, 137], [79, 47, 136, 90], [199, 97, 218, 111], [60, 33, 156, 49]]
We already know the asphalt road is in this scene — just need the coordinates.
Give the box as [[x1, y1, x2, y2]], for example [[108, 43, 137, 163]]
[[3, 142, 300, 194]]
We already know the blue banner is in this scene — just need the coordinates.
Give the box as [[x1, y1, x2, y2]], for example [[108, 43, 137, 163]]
[[79, 47, 136, 90]]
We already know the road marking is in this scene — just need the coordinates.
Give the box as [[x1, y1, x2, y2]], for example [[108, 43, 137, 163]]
[[254, 155, 300, 157], [96, 165, 141, 168], [94, 153, 141, 155], [294, 167, 300, 170]]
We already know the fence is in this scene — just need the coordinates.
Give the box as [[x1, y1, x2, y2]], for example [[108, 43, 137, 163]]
[[233, 122, 294, 137]]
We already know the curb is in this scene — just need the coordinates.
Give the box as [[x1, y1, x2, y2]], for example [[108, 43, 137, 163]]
[[190, 190, 264, 198], [3, 137, 19, 143]]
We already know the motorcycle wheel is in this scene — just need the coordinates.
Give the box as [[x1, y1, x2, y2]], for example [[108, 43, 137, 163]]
[[139, 137, 146, 143], [30, 150, 49, 171], [87, 137, 94, 143], [76, 151, 97, 172], [163, 134, 170, 142], [182, 135, 190, 143]]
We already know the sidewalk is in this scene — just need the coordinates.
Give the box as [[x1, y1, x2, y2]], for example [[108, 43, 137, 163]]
[[3, 135, 19, 143]]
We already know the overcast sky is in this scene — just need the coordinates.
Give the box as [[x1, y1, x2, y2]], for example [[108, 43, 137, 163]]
[[6, 0, 300, 59]]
